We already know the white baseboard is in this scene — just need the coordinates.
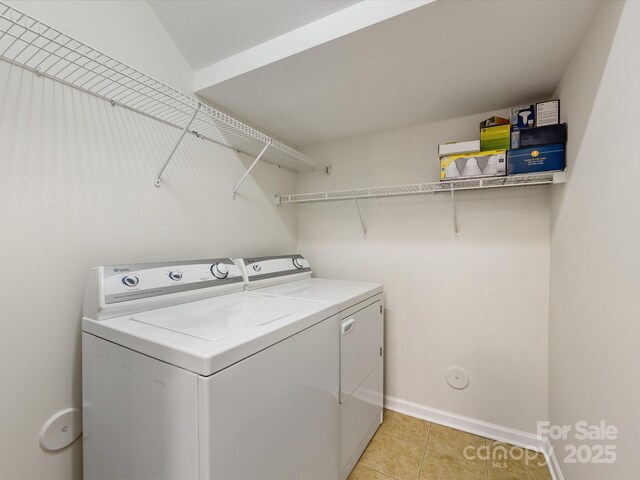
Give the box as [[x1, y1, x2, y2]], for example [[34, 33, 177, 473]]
[[384, 395, 563, 480], [543, 438, 565, 480]]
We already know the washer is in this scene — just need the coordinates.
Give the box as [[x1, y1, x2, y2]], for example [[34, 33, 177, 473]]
[[235, 254, 384, 480], [82, 258, 340, 480]]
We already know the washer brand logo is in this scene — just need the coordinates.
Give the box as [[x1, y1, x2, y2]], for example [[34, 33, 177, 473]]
[[113, 268, 130, 273], [531, 150, 540, 157]]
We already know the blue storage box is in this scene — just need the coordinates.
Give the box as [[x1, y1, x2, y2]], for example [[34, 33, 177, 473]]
[[507, 143, 565, 175], [518, 123, 567, 148]]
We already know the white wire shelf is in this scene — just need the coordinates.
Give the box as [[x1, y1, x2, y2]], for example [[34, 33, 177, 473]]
[[0, 2, 327, 176], [275, 171, 566, 204]]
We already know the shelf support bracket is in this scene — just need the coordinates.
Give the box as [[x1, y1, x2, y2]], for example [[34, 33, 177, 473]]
[[354, 198, 367, 238], [233, 140, 271, 199], [155, 102, 201, 187], [451, 187, 459, 238]]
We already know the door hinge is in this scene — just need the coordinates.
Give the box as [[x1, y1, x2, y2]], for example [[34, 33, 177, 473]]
[[380, 305, 382, 314], [380, 347, 383, 357]]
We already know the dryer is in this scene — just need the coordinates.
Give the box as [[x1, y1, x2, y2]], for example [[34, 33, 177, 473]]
[[235, 255, 384, 480], [82, 258, 340, 480]]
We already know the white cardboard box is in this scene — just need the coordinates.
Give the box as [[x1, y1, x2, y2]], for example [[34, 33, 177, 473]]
[[438, 140, 480, 157]]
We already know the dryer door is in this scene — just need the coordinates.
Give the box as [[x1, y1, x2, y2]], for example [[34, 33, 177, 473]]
[[339, 300, 384, 479], [340, 300, 383, 403]]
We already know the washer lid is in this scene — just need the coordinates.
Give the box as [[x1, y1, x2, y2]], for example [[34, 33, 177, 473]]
[[130, 294, 313, 341], [82, 291, 338, 376]]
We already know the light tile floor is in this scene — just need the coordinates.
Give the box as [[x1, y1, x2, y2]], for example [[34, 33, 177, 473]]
[[349, 410, 552, 480]]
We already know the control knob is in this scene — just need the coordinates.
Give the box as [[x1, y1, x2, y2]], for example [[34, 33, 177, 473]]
[[252, 264, 262, 272], [169, 271, 183, 281], [121, 275, 139, 287], [211, 263, 229, 279], [292, 258, 304, 269]]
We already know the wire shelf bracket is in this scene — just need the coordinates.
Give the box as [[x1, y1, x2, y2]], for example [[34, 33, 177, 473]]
[[0, 2, 330, 183], [232, 140, 270, 199], [450, 188, 458, 238], [354, 198, 367, 238], [155, 102, 201, 187]]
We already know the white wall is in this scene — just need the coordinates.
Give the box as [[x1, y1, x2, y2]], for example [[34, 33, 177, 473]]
[[297, 110, 551, 434], [0, 2, 297, 479], [550, 1, 640, 478]]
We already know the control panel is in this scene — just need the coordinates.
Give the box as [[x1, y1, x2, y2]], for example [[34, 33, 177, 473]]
[[239, 255, 311, 285], [102, 258, 242, 305]]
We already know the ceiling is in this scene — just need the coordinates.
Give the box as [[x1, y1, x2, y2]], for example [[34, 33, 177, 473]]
[[148, 0, 359, 70], [151, 0, 602, 147]]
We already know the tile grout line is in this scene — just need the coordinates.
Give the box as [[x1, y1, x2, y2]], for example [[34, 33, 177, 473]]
[[358, 422, 411, 480], [361, 465, 398, 480], [416, 422, 432, 480], [484, 437, 489, 480], [376, 428, 431, 446], [379, 411, 551, 480], [362, 428, 431, 480], [376, 411, 434, 447]]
